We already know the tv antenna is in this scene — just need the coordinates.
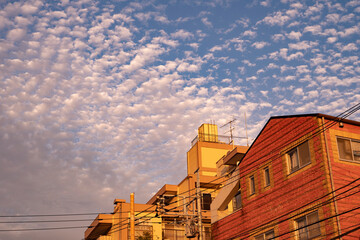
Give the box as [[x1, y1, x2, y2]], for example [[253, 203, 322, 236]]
[[220, 118, 237, 146], [221, 115, 249, 146]]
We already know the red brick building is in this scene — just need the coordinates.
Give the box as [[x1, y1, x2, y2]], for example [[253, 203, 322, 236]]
[[211, 113, 360, 240]]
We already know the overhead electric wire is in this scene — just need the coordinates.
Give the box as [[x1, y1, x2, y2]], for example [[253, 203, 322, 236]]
[[268, 204, 360, 240], [0, 212, 113, 218], [137, 104, 360, 218], [211, 177, 360, 239], [0, 217, 130, 224], [111, 104, 360, 235], [110, 104, 360, 237], [0, 226, 94, 232], [1, 104, 359, 234]]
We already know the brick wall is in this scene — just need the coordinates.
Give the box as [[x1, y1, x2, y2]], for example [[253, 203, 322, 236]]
[[325, 120, 360, 239], [212, 116, 340, 240]]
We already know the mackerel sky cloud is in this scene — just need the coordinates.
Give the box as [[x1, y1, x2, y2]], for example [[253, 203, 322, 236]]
[[0, 0, 359, 239]]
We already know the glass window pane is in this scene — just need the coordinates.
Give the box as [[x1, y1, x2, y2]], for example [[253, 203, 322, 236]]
[[234, 191, 242, 210], [298, 141, 310, 167], [296, 217, 307, 240], [289, 149, 299, 171], [307, 212, 321, 238], [352, 141, 360, 162], [265, 230, 274, 239], [254, 235, 264, 240], [250, 176, 255, 194], [338, 138, 353, 160], [202, 193, 212, 210], [264, 167, 270, 186]]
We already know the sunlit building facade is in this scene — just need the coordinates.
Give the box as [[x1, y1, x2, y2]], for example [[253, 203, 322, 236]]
[[211, 114, 360, 240], [85, 123, 248, 240]]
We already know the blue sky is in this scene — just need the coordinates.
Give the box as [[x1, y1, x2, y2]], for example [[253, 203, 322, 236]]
[[0, 0, 359, 239]]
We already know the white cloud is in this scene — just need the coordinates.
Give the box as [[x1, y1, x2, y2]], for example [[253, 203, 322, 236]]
[[303, 25, 322, 35], [288, 41, 317, 50], [287, 31, 302, 41], [326, 13, 340, 23], [260, 0, 271, 7], [329, 63, 343, 72], [21, 2, 41, 15], [341, 43, 358, 51], [171, 29, 194, 40], [209, 45, 223, 52], [272, 33, 285, 42], [252, 41, 269, 49], [290, 2, 303, 9], [243, 30, 257, 38], [338, 26, 359, 37], [304, 3, 324, 17], [314, 66, 326, 74], [7, 28, 26, 41], [340, 13, 355, 22], [296, 65, 310, 74], [267, 63, 278, 69], [201, 17, 212, 27], [260, 11, 290, 26], [327, 37, 337, 43], [121, 43, 165, 73], [222, 78, 232, 83], [243, 60, 256, 67], [154, 14, 170, 24]]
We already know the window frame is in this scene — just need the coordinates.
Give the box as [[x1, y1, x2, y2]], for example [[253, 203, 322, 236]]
[[232, 189, 242, 211], [254, 229, 275, 240], [295, 211, 321, 240], [249, 175, 256, 195], [287, 141, 311, 173], [201, 193, 212, 210], [264, 166, 271, 187], [337, 137, 360, 163]]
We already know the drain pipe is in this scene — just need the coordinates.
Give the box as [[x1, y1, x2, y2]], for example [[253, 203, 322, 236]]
[[322, 117, 342, 238]]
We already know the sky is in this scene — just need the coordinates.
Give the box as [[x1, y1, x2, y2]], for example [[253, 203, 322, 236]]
[[0, 0, 359, 239]]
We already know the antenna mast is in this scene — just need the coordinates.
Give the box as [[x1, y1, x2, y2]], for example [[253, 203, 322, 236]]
[[221, 118, 236, 146]]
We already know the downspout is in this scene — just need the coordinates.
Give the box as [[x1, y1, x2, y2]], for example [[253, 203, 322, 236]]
[[322, 117, 342, 238]]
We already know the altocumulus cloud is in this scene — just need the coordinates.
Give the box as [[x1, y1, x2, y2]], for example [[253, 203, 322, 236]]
[[0, 0, 360, 240]]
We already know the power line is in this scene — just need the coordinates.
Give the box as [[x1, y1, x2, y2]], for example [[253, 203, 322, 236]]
[[0, 226, 94, 232], [119, 105, 360, 235], [1, 105, 359, 235], [0, 212, 112, 218]]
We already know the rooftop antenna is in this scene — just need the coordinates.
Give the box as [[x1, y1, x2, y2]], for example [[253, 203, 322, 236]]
[[245, 112, 249, 147], [221, 118, 236, 146]]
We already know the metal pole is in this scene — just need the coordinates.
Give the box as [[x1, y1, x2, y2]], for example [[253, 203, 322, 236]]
[[130, 192, 135, 240], [245, 112, 249, 147], [196, 169, 203, 240]]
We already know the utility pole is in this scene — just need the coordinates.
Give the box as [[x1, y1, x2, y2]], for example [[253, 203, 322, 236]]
[[130, 192, 135, 240], [195, 169, 203, 240]]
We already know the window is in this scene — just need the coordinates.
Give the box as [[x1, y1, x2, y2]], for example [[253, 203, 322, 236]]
[[249, 175, 256, 195], [254, 229, 274, 240], [233, 189, 242, 211], [337, 137, 360, 162], [264, 167, 270, 187], [201, 193, 212, 210], [295, 211, 321, 240], [288, 141, 311, 173]]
